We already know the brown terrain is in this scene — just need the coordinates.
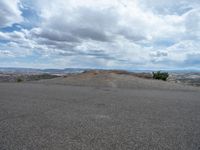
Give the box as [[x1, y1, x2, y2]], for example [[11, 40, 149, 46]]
[[37, 70, 200, 91]]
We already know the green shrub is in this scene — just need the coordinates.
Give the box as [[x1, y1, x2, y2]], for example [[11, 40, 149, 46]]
[[152, 71, 169, 81], [16, 77, 23, 82]]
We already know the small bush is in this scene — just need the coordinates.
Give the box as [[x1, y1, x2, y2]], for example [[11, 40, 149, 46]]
[[16, 78, 23, 82], [152, 71, 169, 81]]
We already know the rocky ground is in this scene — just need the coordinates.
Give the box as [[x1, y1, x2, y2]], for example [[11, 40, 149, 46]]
[[0, 73, 59, 82], [168, 72, 200, 87]]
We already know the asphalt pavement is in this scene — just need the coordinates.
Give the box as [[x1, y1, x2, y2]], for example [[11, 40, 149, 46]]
[[0, 82, 200, 150]]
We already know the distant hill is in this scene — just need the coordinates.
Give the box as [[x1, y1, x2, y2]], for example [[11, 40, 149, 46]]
[[0, 67, 87, 74], [1, 68, 200, 86]]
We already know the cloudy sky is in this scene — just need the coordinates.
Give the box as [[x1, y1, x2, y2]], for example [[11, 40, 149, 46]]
[[0, 0, 199, 69]]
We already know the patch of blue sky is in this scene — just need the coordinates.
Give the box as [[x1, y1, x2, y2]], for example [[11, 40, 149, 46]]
[[0, 7, 39, 33], [154, 39, 176, 47], [21, 7, 40, 29], [0, 24, 22, 32], [0, 40, 10, 44], [0, 52, 51, 65]]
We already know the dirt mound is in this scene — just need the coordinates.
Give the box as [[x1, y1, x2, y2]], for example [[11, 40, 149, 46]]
[[37, 70, 199, 91]]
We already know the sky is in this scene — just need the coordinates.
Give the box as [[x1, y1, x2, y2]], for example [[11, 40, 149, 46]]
[[0, 0, 200, 70]]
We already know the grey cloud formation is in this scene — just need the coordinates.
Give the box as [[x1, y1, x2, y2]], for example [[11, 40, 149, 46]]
[[71, 28, 110, 42], [150, 51, 168, 57], [118, 28, 147, 41], [39, 29, 80, 43], [58, 49, 115, 60], [0, 0, 200, 69], [38, 7, 118, 43]]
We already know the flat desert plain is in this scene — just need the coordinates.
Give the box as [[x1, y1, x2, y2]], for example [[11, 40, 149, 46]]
[[0, 72, 200, 150]]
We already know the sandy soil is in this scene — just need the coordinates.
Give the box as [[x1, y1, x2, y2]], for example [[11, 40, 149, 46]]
[[0, 71, 200, 150]]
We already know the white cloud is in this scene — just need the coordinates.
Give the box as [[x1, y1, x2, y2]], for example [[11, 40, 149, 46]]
[[0, 50, 14, 57], [0, 0, 200, 69], [0, 0, 23, 28], [138, 0, 199, 15], [183, 8, 200, 40]]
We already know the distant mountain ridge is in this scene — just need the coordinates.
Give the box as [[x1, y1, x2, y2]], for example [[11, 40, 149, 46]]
[[0, 67, 200, 74], [0, 67, 87, 74]]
